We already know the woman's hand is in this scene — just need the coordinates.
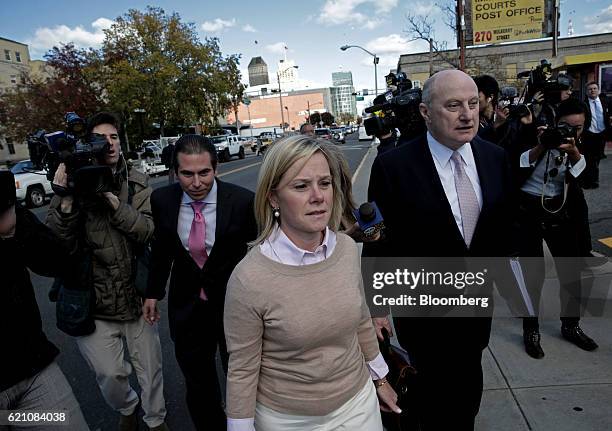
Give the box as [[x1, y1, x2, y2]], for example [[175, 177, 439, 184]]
[[341, 221, 381, 243], [372, 316, 393, 341], [375, 378, 402, 414]]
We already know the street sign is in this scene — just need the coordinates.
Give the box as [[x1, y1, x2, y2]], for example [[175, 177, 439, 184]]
[[242, 97, 251, 105], [465, 0, 553, 46]]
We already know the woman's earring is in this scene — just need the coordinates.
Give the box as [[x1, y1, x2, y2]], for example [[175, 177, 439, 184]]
[[273, 207, 280, 218]]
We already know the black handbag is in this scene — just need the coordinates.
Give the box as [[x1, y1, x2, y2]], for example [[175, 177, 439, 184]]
[[379, 328, 420, 431], [54, 250, 96, 337]]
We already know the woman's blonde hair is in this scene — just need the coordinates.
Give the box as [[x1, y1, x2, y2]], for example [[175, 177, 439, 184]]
[[251, 135, 344, 246]]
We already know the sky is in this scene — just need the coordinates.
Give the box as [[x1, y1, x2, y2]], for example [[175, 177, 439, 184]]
[[3, 0, 612, 93]]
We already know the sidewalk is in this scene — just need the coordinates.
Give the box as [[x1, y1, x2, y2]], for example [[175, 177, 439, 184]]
[[353, 144, 612, 431]]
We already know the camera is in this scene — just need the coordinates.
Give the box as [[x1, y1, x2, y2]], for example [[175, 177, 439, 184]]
[[539, 123, 578, 150], [363, 72, 426, 138], [499, 86, 532, 119], [517, 59, 573, 106], [27, 112, 115, 195]]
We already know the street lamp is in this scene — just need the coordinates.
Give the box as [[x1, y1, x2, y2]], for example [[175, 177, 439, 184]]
[[276, 65, 298, 132], [340, 45, 379, 96]]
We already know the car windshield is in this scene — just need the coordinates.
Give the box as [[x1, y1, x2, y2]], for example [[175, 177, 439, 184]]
[[210, 136, 227, 144], [10, 161, 33, 174]]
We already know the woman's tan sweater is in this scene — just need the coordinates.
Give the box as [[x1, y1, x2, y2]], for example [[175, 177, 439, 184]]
[[224, 233, 380, 418]]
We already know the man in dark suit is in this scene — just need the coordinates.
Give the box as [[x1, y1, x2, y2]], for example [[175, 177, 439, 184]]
[[143, 135, 257, 431], [582, 81, 611, 188], [364, 70, 515, 430]]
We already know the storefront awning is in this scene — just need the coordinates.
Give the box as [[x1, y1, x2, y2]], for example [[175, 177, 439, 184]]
[[552, 52, 612, 69]]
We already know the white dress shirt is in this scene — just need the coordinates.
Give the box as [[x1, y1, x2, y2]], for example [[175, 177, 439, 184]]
[[520, 149, 585, 197], [427, 132, 483, 240], [227, 226, 389, 431], [178, 179, 217, 255]]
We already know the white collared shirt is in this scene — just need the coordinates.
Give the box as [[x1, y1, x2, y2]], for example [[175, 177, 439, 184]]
[[520, 149, 585, 197], [427, 132, 483, 239], [178, 179, 217, 254], [259, 225, 336, 266]]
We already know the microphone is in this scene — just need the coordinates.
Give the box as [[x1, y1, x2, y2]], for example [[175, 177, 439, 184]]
[[353, 202, 385, 238]]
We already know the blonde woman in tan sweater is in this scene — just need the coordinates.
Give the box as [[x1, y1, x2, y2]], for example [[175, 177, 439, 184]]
[[224, 135, 400, 431]]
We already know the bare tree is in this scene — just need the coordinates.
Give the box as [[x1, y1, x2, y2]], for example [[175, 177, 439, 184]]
[[404, 2, 506, 78]]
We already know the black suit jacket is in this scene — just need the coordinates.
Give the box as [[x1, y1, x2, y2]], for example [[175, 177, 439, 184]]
[[364, 133, 515, 259], [363, 133, 517, 351], [145, 179, 257, 339], [363, 133, 516, 350]]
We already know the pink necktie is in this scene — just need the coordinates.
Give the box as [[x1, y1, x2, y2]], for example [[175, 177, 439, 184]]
[[188, 201, 208, 300], [451, 151, 480, 248]]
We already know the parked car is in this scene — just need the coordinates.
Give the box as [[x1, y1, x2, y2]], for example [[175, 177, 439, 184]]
[[11, 160, 53, 208], [210, 135, 245, 162], [314, 128, 332, 140], [330, 127, 346, 144]]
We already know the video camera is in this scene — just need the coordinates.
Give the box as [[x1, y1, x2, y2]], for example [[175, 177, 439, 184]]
[[517, 59, 573, 106], [539, 123, 578, 150], [363, 72, 425, 138], [499, 86, 532, 119], [27, 112, 115, 196]]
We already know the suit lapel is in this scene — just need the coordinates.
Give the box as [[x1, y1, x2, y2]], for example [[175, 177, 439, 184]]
[[169, 183, 191, 258], [169, 182, 183, 234], [470, 138, 493, 243], [415, 136, 466, 247]]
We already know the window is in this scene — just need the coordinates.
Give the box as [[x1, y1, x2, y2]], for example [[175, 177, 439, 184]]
[[15, 51, 21, 62], [600, 64, 612, 96], [10, 75, 17, 84], [8, 144, 15, 155], [4, 50, 10, 61]]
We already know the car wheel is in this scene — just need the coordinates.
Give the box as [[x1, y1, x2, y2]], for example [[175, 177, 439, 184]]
[[26, 185, 45, 208], [224, 148, 231, 162], [239, 146, 245, 159]]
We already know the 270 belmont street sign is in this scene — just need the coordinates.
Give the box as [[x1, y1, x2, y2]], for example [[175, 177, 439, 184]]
[[466, 0, 551, 46]]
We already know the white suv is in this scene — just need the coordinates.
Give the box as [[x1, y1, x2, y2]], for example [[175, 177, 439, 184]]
[[209, 135, 245, 162], [11, 160, 53, 207]]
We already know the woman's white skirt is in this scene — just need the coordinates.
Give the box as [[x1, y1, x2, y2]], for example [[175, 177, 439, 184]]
[[254, 381, 383, 431]]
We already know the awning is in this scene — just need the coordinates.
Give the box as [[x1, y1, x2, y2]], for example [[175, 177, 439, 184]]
[[552, 51, 612, 69]]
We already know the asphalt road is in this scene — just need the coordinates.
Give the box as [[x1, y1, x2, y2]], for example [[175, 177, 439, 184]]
[[28, 134, 372, 431]]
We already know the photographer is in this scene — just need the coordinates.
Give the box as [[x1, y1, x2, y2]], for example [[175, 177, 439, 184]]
[[474, 74, 508, 144], [0, 171, 89, 430], [46, 112, 169, 431], [516, 98, 598, 359]]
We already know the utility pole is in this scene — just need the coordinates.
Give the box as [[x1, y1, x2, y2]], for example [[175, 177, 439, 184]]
[[552, 0, 560, 57], [457, 0, 466, 71]]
